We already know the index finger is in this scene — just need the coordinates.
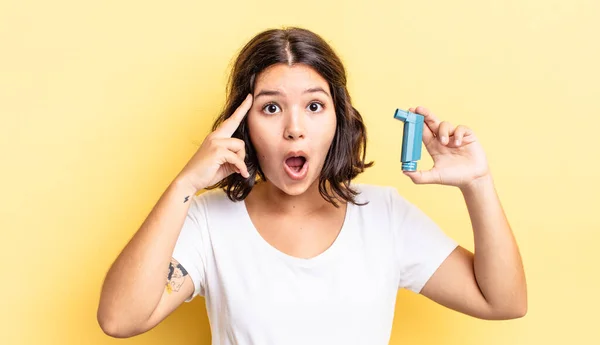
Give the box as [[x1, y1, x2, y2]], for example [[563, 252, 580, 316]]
[[413, 106, 441, 134], [410, 107, 436, 144], [215, 94, 253, 138]]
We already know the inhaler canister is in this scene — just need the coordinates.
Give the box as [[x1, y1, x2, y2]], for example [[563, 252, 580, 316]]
[[393, 109, 424, 171]]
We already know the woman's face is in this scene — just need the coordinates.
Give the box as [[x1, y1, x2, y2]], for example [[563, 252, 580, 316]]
[[247, 63, 337, 196]]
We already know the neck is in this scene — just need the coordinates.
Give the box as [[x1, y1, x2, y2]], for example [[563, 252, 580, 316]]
[[255, 179, 340, 217]]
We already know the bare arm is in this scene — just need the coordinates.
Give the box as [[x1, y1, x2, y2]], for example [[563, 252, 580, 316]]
[[97, 178, 198, 337], [401, 106, 527, 320], [420, 174, 528, 320], [97, 94, 253, 338]]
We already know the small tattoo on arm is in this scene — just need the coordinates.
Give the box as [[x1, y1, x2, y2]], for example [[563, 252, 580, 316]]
[[183, 196, 190, 203], [166, 258, 189, 294]]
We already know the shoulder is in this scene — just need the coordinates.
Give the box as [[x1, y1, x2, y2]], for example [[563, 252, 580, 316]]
[[351, 182, 407, 207], [188, 188, 238, 216], [350, 182, 417, 224], [194, 188, 231, 204]]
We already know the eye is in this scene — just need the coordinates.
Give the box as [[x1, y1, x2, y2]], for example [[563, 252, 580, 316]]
[[307, 101, 324, 113], [262, 102, 281, 115]]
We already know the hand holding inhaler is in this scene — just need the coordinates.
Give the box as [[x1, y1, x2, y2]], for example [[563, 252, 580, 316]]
[[393, 106, 491, 189]]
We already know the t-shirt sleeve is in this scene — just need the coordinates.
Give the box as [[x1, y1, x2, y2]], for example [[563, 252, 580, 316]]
[[171, 194, 208, 302], [390, 187, 459, 294]]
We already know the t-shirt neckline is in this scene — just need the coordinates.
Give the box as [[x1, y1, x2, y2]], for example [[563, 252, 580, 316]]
[[240, 197, 353, 268]]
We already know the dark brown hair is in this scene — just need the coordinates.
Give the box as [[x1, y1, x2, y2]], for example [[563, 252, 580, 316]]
[[205, 26, 374, 206]]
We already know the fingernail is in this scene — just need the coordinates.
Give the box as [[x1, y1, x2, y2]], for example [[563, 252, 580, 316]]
[[455, 139, 460, 145]]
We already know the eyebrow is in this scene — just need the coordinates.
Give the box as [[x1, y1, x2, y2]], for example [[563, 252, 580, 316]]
[[254, 87, 330, 99]]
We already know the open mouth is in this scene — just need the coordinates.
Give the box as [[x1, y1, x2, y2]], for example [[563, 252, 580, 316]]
[[284, 156, 307, 172], [283, 153, 309, 180]]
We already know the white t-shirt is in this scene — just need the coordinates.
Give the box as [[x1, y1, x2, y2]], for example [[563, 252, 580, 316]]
[[172, 183, 458, 345]]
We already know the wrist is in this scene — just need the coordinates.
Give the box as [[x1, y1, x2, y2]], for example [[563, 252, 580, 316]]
[[172, 175, 200, 197], [460, 173, 494, 196]]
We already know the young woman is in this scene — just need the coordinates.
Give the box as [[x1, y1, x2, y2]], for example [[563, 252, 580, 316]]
[[97, 27, 527, 344]]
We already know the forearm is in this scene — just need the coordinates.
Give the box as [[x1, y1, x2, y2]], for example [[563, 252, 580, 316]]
[[97, 177, 197, 332], [460, 174, 527, 316]]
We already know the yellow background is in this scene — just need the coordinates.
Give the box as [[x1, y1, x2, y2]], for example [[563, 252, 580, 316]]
[[1, 0, 599, 344]]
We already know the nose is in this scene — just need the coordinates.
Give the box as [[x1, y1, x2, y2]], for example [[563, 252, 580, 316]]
[[283, 106, 305, 140]]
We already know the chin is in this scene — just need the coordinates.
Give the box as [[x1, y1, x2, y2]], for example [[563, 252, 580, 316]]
[[279, 179, 315, 196], [280, 183, 313, 196], [265, 173, 320, 197]]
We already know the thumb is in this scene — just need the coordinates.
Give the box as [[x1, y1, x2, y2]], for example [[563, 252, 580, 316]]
[[403, 169, 439, 184]]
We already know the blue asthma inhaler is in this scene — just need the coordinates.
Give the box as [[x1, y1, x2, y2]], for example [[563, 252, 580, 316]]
[[393, 109, 425, 171]]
